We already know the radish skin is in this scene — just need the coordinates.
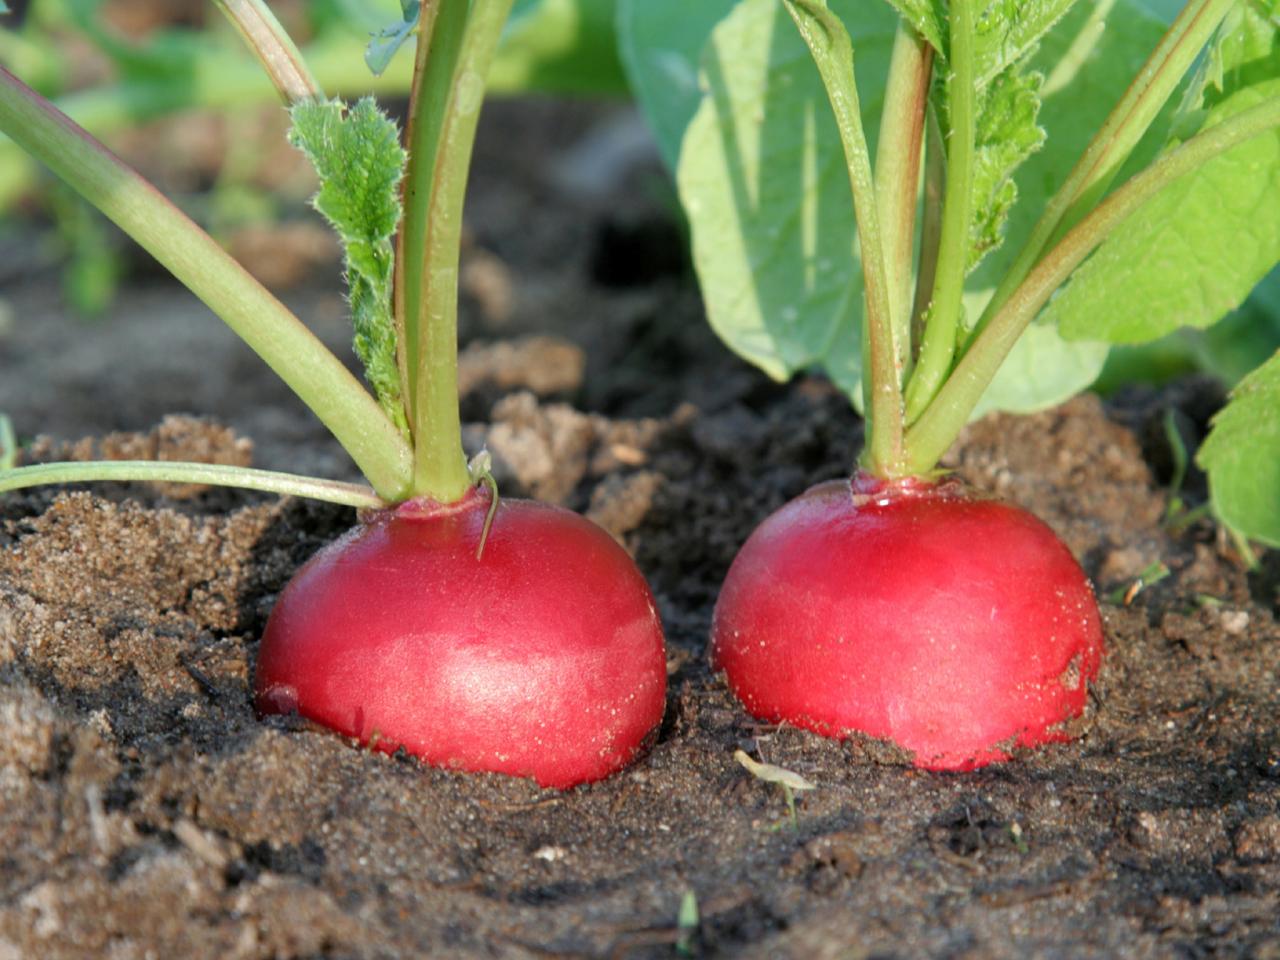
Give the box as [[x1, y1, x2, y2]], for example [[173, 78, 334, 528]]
[[711, 474, 1104, 770], [256, 488, 667, 788]]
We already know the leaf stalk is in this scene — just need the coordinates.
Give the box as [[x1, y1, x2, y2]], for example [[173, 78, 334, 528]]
[[905, 95, 1280, 473], [783, 0, 904, 477], [902, 0, 976, 423], [0, 67, 414, 500], [0, 461, 386, 509]]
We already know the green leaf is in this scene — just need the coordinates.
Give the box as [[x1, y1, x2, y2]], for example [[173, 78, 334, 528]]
[[878, 1, 1080, 86], [675, 0, 898, 400], [972, 301, 1109, 417], [365, 1, 420, 77], [289, 98, 408, 435], [972, 0, 1081, 86], [969, 0, 1168, 289], [968, 59, 1045, 271], [1044, 1, 1280, 346], [1197, 348, 1280, 547], [616, 0, 738, 169], [675, 0, 1122, 416], [880, 0, 944, 54]]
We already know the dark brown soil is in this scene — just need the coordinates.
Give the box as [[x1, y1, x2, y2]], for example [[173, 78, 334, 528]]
[[1, 99, 1277, 959]]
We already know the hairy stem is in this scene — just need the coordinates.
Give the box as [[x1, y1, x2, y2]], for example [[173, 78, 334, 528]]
[[0, 461, 385, 508], [0, 68, 414, 500], [971, 0, 1235, 341], [902, 0, 975, 424], [905, 95, 1280, 473], [212, 0, 322, 104], [408, 0, 516, 502], [874, 21, 932, 375]]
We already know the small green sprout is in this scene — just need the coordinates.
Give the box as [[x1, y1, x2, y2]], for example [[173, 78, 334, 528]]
[[0, 415, 15, 471], [1106, 560, 1171, 606], [734, 748, 816, 829], [675, 890, 699, 957]]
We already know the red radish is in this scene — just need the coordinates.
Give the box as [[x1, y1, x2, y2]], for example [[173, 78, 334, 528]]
[[256, 488, 667, 789], [711, 473, 1103, 771]]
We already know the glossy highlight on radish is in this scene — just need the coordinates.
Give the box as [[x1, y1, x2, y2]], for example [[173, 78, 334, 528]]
[[711, 473, 1104, 770], [256, 489, 667, 789]]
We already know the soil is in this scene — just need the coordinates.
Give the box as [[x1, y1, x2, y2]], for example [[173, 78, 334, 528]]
[[1, 98, 1278, 960]]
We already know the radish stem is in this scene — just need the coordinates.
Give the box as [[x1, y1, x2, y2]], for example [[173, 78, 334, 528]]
[[782, 0, 903, 477], [0, 67, 414, 501], [902, 0, 975, 424], [970, 0, 1235, 343], [212, 0, 322, 104], [874, 22, 932, 376], [400, 0, 517, 503], [0, 461, 386, 508], [905, 94, 1280, 473]]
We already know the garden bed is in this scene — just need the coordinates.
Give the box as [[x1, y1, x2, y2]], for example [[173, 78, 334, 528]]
[[0, 99, 1277, 959]]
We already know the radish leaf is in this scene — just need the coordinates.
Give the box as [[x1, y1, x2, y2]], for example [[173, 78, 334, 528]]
[[616, 0, 737, 169], [1198, 348, 1280, 547], [967, 59, 1045, 271], [675, 0, 1130, 415], [290, 98, 408, 434], [1048, 6, 1280, 344], [880, 0, 1079, 86], [675, 0, 896, 398]]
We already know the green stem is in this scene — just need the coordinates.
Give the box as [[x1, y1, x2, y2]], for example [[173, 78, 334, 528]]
[[0, 67, 414, 500], [911, 104, 946, 358], [902, 0, 975, 424], [971, 0, 1235, 342], [782, 0, 902, 476], [212, 0, 322, 104], [904, 95, 1280, 474], [874, 21, 932, 376], [0, 461, 385, 509], [407, 0, 516, 502], [395, 0, 451, 431]]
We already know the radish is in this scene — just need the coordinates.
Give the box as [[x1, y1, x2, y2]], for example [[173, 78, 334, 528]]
[[257, 490, 665, 787], [712, 474, 1103, 770], [0, 0, 667, 786], [662, 0, 1280, 767]]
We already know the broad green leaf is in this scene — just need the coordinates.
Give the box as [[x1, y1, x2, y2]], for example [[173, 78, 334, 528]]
[[290, 98, 408, 434], [972, 297, 1109, 417], [1197, 348, 1280, 547], [616, 0, 738, 169], [1049, 82, 1280, 342], [676, 0, 898, 399]]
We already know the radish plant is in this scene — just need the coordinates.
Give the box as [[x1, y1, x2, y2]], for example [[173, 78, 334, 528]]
[[624, 0, 1280, 769], [0, 0, 667, 789]]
